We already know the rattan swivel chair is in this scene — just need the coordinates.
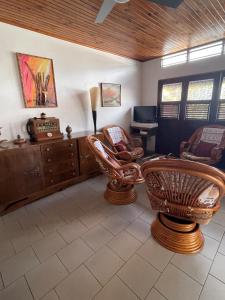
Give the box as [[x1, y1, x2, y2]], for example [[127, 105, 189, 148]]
[[103, 125, 144, 162], [87, 135, 144, 205], [180, 125, 225, 165], [141, 158, 225, 254]]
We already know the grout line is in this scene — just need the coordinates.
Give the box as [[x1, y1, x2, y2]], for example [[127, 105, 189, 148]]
[[153, 286, 169, 300], [24, 275, 35, 300], [116, 274, 142, 300]]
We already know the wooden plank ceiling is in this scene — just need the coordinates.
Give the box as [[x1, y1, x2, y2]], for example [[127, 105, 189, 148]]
[[0, 0, 225, 61]]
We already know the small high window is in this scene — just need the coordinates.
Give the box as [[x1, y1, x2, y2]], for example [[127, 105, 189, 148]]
[[161, 51, 187, 68], [189, 41, 223, 62]]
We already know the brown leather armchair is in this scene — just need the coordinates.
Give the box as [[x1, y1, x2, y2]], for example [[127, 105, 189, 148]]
[[180, 125, 225, 165], [86, 135, 144, 205], [103, 125, 144, 162], [141, 158, 225, 254]]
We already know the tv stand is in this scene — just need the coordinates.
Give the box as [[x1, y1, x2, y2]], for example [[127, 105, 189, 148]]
[[130, 122, 158, 155]]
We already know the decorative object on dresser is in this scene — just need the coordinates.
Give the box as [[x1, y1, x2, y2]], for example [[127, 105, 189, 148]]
[[90, 87, 100, 134], [26, 113, 63, 142], [0, 127, 8, 149], [86, 135, 144, 205], [13, 134, 26, 145], [66, 125, 72, 138], [103, 125, 144, 161], [180, 125, 225, 165], [141, 158, 225, 254], [0, 132, 104, 215], [101, 83, 121, 107], [16, 53, 57, 108]]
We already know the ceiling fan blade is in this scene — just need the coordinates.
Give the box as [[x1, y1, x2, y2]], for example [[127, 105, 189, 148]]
[[147, 0, 183, 8], [95, 0, 116, 23]]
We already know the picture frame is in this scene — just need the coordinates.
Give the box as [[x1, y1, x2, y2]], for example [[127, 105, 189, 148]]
[[101, 83, 121, 107], [16, 53, 57, 108]]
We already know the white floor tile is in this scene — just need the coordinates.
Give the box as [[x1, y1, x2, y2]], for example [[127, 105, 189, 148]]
[[218, 234, 225, 255], [85, 246, 124, 285], [82, 225, 113, 251], [200, 275, 225, 300], [78, 208, 106, 229], [126, 218, 150, 242], [0, 277, 33, 300], [155, 264, 202, 300], [201, 221, 225, 241], [11, 226, 43, 253], [210, 253, 225, 283], [0, 247, 39, 286], [32, 232, 66, 262], [171, 253, 212, 284], [138, 238, 174, 272], [37, 215, 65, 236], [57, 238, 93, 272], [26, 255, 68, 299], [139, 209, 156, 225], [146, 289, 167, 300], [117, 205, 143, 222], [107, 231, 141, 261], [57, 220, 87, 243], [212, 211, 225, 227], [118, 255, 160, 299], [55, 265, 101, 300], [101, 214, 129, 235], [0, 240, 15, 263], [94, 276, 138, 300], [201, 235, 220, 260], [0, 276, 3, 290]]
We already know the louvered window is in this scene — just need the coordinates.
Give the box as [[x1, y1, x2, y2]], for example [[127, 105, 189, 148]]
[[185, 79, 214, 120], [217, 77, 225, 120], [189, 41, 223, 62], [160, 82, 182, 119]]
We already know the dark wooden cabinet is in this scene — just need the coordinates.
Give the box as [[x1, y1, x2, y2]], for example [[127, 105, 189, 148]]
[[0, 132, 103, 214]]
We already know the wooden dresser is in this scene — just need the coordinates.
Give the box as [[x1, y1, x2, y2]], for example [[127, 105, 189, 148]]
[[0, 131, 104, 214]]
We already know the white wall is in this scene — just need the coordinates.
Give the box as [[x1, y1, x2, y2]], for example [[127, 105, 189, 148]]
[[142, 55, 225, 105], [0, 22, 141, 140]]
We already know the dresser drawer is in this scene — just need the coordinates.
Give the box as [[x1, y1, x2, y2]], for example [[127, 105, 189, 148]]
[[44, 159, 78, 176], [41, 140, 77, 162], [43, 151, 76, 164], [45, 170, 78, 186]]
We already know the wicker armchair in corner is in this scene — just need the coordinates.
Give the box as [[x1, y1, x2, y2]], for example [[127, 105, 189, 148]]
[[141, 158, 225, 254], [180, 125, 225, 165], [102, 125, 144, 162], [86, 135, 144, 205]]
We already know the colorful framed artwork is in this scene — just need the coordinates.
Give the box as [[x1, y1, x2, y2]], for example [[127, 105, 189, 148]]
[[16, 53, 57, 108], [101, 83, 121, 107]]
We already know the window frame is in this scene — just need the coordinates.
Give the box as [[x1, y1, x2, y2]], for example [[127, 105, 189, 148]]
[[158, 71, 222, 122]]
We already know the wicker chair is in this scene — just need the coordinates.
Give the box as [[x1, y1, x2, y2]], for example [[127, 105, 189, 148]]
[[103, 125, 144, 162], [180, 125, 225, 165], [86, 135, 144, 205], [141, 158, 225, 254]]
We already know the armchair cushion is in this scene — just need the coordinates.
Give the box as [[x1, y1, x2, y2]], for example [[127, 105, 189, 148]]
[[198, 184, 219, 208], [115, 141, 127, 152], [194, 141, 217, 157]]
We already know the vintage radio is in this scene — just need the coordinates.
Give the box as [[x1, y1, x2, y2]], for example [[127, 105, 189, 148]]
[[26, 115, 63, 142]]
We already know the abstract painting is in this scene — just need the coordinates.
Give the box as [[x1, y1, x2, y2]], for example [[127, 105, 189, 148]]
[[101, 83, 121, 107], [17, 53, 57, 108]]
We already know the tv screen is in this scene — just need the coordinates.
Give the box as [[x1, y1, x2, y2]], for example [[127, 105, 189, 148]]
[[133, 106, 157, 123]]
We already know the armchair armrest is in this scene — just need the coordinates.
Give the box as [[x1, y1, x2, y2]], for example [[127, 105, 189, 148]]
[[180, 141, 190, 153], [211, 147, 223, 162], [118, 162, 142, 183]]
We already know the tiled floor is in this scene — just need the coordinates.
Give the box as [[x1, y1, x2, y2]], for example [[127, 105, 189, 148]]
[[0, 176, 225, 300]]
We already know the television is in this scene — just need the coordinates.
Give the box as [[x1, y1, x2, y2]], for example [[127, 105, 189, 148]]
[[133, 106, 157, 123]]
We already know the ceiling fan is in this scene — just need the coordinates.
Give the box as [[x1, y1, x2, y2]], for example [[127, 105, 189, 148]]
[[95, 0, 183, 23]]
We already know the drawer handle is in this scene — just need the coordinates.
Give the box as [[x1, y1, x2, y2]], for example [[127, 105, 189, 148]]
[[70, 153, 74, 157], [69, 144, 73, 148], [72, 172, 76, 176], [47, 158, 52, 162], [49, 169, 53, 173], [50, 179, 54, 183], [46, 147, 50, 152], [71, 162, 75, 167]]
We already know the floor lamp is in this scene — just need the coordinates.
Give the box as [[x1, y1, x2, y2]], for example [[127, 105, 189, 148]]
[[90, 87, 100, 135]]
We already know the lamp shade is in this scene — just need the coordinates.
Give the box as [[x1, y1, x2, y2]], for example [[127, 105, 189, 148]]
[[90, 87, 100, 111]]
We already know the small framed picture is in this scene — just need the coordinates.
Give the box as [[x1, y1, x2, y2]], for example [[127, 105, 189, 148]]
[[101, 83, 121, 107]]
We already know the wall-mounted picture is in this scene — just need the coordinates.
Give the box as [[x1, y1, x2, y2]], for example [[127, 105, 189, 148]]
[[17, 53, 57, 108], [101, 83, 121, 107]]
